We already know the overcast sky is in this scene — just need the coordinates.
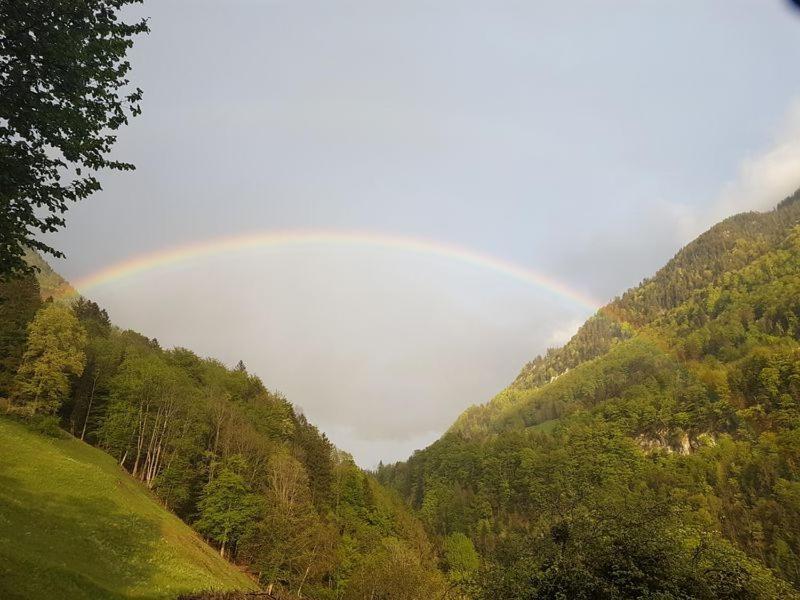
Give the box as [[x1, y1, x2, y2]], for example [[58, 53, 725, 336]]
[[44, 1, 800, 467]]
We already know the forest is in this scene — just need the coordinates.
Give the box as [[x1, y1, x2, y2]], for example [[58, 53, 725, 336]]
[[4, 191, 800, 599], [0, 264, 447, 599], [377, 191, 800, 599]]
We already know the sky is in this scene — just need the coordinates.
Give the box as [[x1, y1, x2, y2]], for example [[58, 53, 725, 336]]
[[43, 1, 800, 467]]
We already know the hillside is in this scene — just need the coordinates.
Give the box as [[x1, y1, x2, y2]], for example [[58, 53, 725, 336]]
[[0, 417, 256, 599], [378, 190, 800, 598], [24, 248, 76, 300], [0, 258, 445, 599], [451, 189, 800, 437]]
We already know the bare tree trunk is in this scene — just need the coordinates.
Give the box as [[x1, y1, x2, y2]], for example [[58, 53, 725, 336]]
[[142, 408, 161, 483], [132, 403, 148, 477], [81, 371, 100, 441]]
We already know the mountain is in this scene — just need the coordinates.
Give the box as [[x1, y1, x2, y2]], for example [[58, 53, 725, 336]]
[[378, 190, 800, 598], [24, 248, 76, 300], [0, 259, 445, 599]]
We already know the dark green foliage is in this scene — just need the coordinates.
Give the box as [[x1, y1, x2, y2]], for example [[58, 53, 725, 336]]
[[293, 413, 335, 510], [0, 272, 40, 396], [380, 194, 800, 597], [0, 1, 148, 277]]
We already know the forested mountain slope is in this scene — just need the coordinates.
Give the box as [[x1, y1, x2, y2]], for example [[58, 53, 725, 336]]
[[453, 189, 800, 437], [0, 261, 444, 599], [378, 190, 800, 599]]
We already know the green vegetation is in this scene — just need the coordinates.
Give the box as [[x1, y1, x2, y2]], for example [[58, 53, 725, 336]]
[[23, 249, 76, 300], [12, 302, 87, 415], [0, 417, 256, 599], [378, 191, 800, 598], [0, 265, 444, 599], [4, 192, 800, 598], [0, 1, 148, 277]]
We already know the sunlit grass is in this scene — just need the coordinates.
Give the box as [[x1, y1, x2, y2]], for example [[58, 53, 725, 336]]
[[0, 417, 257, 599]]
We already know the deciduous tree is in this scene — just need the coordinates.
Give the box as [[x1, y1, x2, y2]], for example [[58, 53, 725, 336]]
[[12, 302, 86, 414], [0, 0, 148, 276]]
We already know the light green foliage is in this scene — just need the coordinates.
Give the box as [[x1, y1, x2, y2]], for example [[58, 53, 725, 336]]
[[240, 451, 337, 593], [195, 456, 261, 557], [343, 537, 446, 600], [13, 302, 87, 415], [443, 532, 479, 580]]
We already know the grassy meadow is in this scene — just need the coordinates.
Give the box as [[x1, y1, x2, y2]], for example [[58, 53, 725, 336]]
[[0, 417, 257, 599]]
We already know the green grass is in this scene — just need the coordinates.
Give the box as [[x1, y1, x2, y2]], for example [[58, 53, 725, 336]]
[[0, 417, 258, 599]]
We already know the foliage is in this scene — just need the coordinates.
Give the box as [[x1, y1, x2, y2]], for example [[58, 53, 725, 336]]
[[380, 193, 800, 597], [443, 532, 479, 582], [12, 302, 87, 415], [195, 456, 261, 558], [0, 0, 148, 277], [0, 271, 40, 396], [343, 537, 446, 600]]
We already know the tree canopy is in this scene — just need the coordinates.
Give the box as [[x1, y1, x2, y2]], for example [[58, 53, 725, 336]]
[[0, 0, 148, 277]]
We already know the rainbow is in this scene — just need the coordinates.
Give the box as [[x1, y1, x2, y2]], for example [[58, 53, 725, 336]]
[[67, 230, 603, 312]]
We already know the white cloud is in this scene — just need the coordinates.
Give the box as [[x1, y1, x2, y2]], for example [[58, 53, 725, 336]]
[[646, 100, 800, 254], [667, 101, 800, 235], [711, 102, 800, 220]]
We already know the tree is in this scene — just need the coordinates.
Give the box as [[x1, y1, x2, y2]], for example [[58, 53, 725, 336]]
[[442, 532, 479, 582], [344, 537, 446, 600], [12, 302, 87, 414], [0, 1, 148, 277], [239, 452, 337, 593], [195, 456, 260, 558], [99, 352, 197, 486], [0, 272, 41, 397]]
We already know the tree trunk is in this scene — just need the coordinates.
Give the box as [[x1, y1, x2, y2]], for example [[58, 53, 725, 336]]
[[81, 370, 100, 441]]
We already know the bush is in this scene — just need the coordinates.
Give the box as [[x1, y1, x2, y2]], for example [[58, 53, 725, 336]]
[[27, 414, 66, 438]]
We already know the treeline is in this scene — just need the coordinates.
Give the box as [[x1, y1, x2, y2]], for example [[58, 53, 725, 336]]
[[0, 271, 445, 599], [506, 189, 800, 397], [379, 196, 800, 598]]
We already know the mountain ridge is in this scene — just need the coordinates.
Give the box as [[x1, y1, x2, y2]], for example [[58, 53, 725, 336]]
[[378, 189, 800, 598], [448, 189, 800, 440]]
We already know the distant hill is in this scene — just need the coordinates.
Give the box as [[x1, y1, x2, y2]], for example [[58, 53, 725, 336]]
[[0, 417, 257, 599], [378, 189, 800, 598], [24, 249, 76, 300]]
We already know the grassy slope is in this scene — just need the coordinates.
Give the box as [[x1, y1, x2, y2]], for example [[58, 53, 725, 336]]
[[0, 418, 257, 600]]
